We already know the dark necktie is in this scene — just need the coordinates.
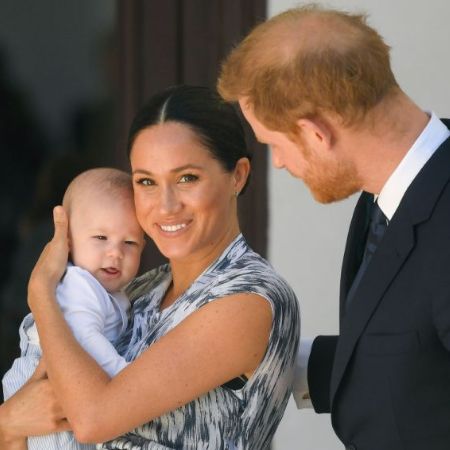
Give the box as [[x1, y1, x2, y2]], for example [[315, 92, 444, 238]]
[[345, 201, 388, 311]]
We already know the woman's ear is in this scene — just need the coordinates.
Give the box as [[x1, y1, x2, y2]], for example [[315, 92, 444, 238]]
[[233, 157, 251, 195]]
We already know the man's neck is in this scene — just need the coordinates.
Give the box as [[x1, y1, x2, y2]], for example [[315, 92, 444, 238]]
[[345, 92, 430, 195]]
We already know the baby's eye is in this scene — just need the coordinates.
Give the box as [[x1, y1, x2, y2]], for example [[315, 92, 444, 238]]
[[124, 240, 138, 246], [179, 174, 198, 183], [93, 235, 107, 240], [135, 177, 154, 186]]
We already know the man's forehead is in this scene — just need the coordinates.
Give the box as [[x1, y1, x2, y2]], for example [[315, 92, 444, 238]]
[[238, 98, 259, 125], [238, 103, 265, 138]]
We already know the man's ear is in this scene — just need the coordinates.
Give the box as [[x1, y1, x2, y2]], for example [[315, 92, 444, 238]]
[[296, 117, 333, 151]]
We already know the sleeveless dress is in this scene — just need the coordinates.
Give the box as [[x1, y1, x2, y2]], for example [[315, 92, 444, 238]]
[[98, 234, 300, 450]]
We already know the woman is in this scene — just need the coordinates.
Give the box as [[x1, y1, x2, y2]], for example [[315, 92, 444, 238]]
[[0, 86, 300, 449]]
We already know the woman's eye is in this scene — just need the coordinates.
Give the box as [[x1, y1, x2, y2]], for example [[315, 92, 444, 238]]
[[93, 235, 107, 240], [136, 178, 154, 186], [179, 174, 198, 183]]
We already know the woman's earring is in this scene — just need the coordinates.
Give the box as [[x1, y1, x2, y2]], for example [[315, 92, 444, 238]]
[[235, 191, 240, 197]]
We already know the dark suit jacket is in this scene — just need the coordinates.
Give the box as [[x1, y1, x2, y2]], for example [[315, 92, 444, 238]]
[[308, 119, 450, 450]]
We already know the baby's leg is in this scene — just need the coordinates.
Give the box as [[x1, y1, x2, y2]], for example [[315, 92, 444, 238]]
[[2, 314, 42, 400], [28, 431, 97, 450]]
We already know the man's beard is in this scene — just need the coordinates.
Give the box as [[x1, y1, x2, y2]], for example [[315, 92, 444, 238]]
[[300, 142, 362, 204]]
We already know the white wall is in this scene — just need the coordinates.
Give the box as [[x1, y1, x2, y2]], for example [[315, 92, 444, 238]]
[[267, 1, 450, 449]]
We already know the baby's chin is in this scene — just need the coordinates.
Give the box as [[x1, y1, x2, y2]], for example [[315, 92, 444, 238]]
[[93, 270, 134, 294]]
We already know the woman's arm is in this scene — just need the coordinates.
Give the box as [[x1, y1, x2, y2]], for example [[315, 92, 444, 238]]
[[28, 208, 273, 444], [0, 208, 71, 446]]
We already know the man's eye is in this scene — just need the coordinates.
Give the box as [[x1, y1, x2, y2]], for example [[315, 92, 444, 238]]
[[179, 174, 198, 183], [93, 235, 107, 240]]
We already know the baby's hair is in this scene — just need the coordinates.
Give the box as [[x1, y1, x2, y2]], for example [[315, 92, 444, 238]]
[[62, 167, 133, 215]]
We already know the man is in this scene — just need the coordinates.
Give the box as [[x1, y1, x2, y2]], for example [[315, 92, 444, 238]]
[[218, 5, 450, 450]]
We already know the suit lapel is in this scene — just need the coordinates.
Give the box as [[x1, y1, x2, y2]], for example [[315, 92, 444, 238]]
[[330, 132, 450, 409]]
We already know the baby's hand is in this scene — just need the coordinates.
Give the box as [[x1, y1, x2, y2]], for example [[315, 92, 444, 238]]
[[28, 206, 69, 308]]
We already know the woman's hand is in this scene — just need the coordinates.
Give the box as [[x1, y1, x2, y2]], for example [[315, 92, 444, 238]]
[[2, 380, 70, 437], [28, 206, 69, 310], [0, 361, 71, 446], [1, 207, 70, 449]]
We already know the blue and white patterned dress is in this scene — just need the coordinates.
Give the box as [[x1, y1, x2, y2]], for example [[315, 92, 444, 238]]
[[99, 234, 300, 450]]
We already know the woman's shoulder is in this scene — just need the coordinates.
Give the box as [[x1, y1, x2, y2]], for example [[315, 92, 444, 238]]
[[211, 236, 298, 306], [214, 234, 272, 273]]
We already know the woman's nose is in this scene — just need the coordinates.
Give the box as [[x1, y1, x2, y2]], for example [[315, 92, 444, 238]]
[[159, 186, 182, 215]]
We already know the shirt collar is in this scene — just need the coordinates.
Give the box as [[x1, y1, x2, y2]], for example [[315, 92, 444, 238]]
[[377, 112, 450, 221]]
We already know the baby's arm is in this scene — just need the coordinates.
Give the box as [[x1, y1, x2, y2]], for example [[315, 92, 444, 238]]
[[56, 267, 128, 377]]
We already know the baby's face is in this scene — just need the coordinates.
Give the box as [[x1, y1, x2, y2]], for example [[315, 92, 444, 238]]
[[68, 193, 145, 292]]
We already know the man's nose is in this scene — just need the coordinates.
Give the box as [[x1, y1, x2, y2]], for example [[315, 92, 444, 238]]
[[271, 148, 285, 169]]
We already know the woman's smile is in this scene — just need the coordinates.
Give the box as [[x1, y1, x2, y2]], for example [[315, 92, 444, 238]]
[[160, 223, 185, 232], [156, 220, 192, 238]]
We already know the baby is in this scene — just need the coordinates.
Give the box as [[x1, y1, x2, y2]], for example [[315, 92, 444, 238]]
[[2, 167, 145, 450]]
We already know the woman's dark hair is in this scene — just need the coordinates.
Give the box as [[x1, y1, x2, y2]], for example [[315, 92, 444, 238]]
[[127, 85, 252, 193]]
